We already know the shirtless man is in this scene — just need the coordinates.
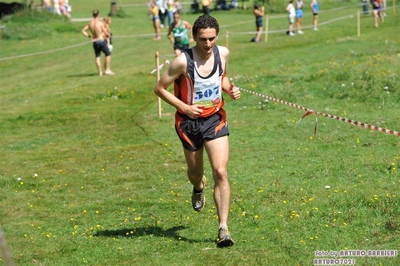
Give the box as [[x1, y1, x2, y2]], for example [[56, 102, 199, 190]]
[[81, 10, 114, 76]]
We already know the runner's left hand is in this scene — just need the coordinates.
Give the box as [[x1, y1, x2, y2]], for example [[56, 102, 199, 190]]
[[228, 83, 241, 100]]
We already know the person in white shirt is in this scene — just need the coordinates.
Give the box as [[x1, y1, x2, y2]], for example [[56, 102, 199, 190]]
[[53, 0, 61, 15], [286, 0, 296, 36]]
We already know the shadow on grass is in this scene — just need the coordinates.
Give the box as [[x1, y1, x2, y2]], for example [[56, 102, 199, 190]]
[[94, 225, 210, 244], [67, 73, 98, 77]]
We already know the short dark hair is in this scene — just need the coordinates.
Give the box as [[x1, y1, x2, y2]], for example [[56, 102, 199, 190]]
[[192, 15, 219, 37], [92, 9, 99, 17]]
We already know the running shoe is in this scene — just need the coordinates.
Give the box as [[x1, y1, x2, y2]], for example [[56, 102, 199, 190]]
[[217, 226, 235, 248], [191, 176, 206, 212]]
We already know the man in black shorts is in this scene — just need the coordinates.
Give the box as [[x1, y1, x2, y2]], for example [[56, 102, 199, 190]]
[[167, 11, 193, 57], [81, 10, 114, 76], [154, 15, 240, 248]]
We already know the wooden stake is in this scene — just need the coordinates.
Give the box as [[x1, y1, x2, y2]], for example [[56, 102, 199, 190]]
[[155, 52, 162, 117], [265, 15, 269, 42], [357, 10, 360, 37], [0, 227, 14, 266]]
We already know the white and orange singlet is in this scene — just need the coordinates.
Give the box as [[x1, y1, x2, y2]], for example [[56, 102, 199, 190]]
[[174, 45, 224, 118]]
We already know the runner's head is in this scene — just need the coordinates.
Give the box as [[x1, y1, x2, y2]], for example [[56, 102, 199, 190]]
[[192, 15, 219, 37], [173, 11, 181, 23]]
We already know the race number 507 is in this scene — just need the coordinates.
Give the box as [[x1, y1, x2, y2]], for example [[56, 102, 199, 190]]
[[194, 86, 219, 101]]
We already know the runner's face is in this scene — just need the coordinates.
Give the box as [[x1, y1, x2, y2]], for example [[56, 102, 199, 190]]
[[194, 28, 218, 55], [174, 14, 179, 24]]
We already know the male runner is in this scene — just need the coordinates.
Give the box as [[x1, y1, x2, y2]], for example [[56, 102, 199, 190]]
[[167, 11, 193, 56], [154, 15, 240, 247]]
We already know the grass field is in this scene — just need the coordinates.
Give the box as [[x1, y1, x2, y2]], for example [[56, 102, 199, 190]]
[[1, 0, 400, 265]]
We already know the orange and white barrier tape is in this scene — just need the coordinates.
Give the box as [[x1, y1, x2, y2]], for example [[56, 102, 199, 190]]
[[148, 60, 170, 76], [240, 87, 400, 137]]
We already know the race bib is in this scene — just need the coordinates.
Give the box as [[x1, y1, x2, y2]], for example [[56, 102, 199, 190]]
[[193, 85, 221, 107]]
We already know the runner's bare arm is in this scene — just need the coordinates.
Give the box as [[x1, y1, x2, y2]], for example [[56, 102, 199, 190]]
[[184, 21, 194, 42], [154, 54, 204, 118], [167, 25, 174, 43], [219, 46, 241, 100], [81, 24, 91, 38]]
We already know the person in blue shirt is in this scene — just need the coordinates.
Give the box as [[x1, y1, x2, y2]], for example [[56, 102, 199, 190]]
[[310, 0, 319, 30], [296, 0, 304, 34]]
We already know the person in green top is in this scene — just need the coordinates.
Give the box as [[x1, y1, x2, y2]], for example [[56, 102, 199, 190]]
[[167, 11, 194, 56]]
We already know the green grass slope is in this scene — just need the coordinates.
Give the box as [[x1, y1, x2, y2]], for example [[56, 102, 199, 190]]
[[0, 1, 399, 265]]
